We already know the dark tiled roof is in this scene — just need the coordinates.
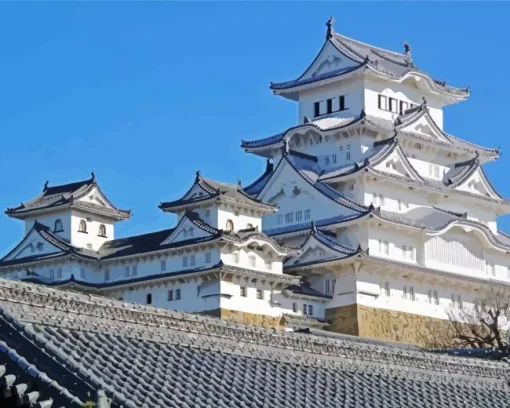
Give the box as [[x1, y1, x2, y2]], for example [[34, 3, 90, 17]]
[[0, 278, 509, 408], [270, 32, 469, 98], [160, 172, 276, 213], [243, 159, 274, 196], [286, 284, 332, 299], [5, 174, 131, 220]]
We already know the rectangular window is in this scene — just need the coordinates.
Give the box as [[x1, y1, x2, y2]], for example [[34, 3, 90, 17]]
[[125, 266, 130, 277], [332, 279, 336, 294], [402, 286, 408, 299], [398, 199, 402, 211], [346, 151, 351, 161], [233, 252, 239, 264], [304, 210, 311, 220], [80, 268, 86, 279], [434, 290, 439, 305], [132, 265, 138, 276], [332, 154, 337, 164], [176, 289, 181, 300], [249, 255, 256, 267], [325, 156, 330, 165], [256, 289, 264, 300], [451, 293, 456, 306], [507, 266, 510, 279], [205, 252, 211, 263], [57, 268, 62, 279], [457, 295, 463, 310], [326, 279, 330, 295], [240, 286, 247, 297], [146, 294, 152, 304], [183, 256, 188, 267], [384, 282, 390, 296], [389, 98, 398, 113], [285, 213, 294, 223], [168, 290, 173, 301], [349, 183, 355, 191], [410, 287, 415, 301], [400, 101, 409, 114], [161, 260, 166, 271], [295, 211, 303, 222], [314, 102, 320, 117], [380, 194, 385, 206], [292, 302, 298, 313], [379, 240, 389, 255], [205, 209, 211, 218], [303, 304, 308, 315], [402, 244, 407, 257], [339, 95, 345, 111], [326, 98, 333, 114], [277, 215, 283, 225], [190, 255, 196, 266], [378, 95, 387, 110], [104, 270, 110, 281], [308, 305, 314, 316], [265, 259, 272, 270], [428, 290, 432, 304]]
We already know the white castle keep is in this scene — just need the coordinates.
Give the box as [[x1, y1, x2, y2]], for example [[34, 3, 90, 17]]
[[1, 18, 507, 344]]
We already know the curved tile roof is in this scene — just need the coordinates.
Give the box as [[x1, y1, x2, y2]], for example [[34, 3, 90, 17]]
[[0, 278, 508, 408]]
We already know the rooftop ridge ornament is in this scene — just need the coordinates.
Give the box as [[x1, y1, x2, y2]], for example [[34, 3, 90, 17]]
[[195, 170, 201, 181], [90, 171, 95, 181], [43, 181, 49, 191], [421, 96, 427, 107], [404, 41, 412, 57], [282, 139, 289, 155], [325, 16, 335, 39], [237, 178, 242, 189]]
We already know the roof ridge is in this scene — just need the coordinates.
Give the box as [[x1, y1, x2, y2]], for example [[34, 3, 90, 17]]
[[334, 32, 407, 59]]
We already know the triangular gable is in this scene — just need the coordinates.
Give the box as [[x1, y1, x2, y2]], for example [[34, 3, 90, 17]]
[[182, 183, 214, 201], [299, 40, 360, 81], [285, 230, 356, 267], [397, 109, 451, 145], [454, 167, 502, 200], [257, 156, 363, 230], [370, 145, 423, 181], [160, 214, 217, 246], [78, 185, 115, 209], [2, 226, 67, 262]]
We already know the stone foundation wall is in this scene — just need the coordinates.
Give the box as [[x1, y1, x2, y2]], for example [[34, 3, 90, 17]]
[[326, 304, 456, 347], [199, 308, 285, 329]]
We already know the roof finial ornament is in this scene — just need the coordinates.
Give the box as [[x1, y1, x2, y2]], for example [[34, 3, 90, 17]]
[[90, 171, 95, 181], [326, 16, 335, 39], [303, 116, 311, 124], [195, 170, 201, 180], [311, 221, 318, 234], [421, 96, 427, 106], [404, 41, 411, 56], [266, 158, 274, 172], [282, 139, 289, 155], [43, 180, 49, 191], [237, 178, 242, 189]]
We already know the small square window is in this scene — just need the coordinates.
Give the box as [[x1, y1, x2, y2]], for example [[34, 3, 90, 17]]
[[240, 286, 247, 297], [339, 95, 345, 111], [146, 294, 152, 305], [378, 95, 387, 110], [314, 102, 320, 117], [256, 289, 264, 300]]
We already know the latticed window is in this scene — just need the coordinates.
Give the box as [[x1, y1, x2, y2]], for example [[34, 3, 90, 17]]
[[168, 290, 173, 301], [292, 302, 298, 313], [54, 219, 63, 232], [225, 219, 234, 231], [256, 289, 264, 300], [98, 224, 107, 237], [78, 220, 87, 233], [240, 286, 247, 297], [176, 289, 181, 300]]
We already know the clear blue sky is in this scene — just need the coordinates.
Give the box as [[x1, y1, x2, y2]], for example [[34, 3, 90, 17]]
[[1, 2, 509, 253]]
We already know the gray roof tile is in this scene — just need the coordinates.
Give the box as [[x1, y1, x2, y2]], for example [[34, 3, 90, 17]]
[[0, 278, 509, 407]]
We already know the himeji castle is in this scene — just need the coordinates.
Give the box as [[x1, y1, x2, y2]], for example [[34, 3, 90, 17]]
[[1, 18, 509, 346]]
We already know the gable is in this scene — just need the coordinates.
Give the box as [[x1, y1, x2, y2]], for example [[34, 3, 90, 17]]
[[300, 41, 359, 81], [160, 216, 213, 246], [2, 228, 65, 262], [182, 183, 213, 201], [258, 159, 359, 231], [398, 114, 451, 145], [371, 148, 420, 180], [286, 235, 342, 267], [78, 186, 112, 208], [454, 168, 501, 200]]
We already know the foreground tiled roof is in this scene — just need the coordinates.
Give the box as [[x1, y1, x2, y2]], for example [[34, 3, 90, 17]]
[[0, 278, 509, 408]]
